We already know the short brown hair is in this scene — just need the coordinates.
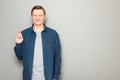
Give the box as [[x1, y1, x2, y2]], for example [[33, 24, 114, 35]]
[[31, 5, 46, 15]]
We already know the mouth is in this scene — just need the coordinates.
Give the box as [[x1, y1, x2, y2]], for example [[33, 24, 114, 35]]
[[36, 19, 40, 21]]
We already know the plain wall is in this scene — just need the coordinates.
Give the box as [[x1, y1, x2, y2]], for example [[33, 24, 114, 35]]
[[0, 0, 120, 80]]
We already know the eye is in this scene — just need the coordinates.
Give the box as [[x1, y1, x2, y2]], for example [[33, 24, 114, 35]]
[[33, 15, 37, 17], [39, 15, 43, 17]]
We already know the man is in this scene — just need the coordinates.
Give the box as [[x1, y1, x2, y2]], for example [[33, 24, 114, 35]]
[[14, 5, 61, 80]]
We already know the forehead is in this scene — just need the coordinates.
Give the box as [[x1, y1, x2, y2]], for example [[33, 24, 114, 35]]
[[32, 9, 44, 14]]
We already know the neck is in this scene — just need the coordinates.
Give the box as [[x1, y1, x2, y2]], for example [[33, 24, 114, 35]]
[[33, 24, 44, 32]]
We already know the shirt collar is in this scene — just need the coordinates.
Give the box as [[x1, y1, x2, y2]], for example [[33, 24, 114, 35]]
[[30, 24, 48, 33]]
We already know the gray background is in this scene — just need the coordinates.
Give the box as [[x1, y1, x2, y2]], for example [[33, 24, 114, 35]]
[[0, 0, 120, 80]]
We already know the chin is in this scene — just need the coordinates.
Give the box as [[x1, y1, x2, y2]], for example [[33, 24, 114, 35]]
[[34, 23, 42, 26]]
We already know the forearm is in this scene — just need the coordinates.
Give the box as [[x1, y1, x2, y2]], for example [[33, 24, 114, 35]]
[[14, 43, 23, 60], [53, 43, 61, 80], [53, 52, 61, 80]]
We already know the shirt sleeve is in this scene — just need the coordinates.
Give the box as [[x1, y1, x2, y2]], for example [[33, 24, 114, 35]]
[[53, 32, 61, 80], [14, 43, 24, 60]]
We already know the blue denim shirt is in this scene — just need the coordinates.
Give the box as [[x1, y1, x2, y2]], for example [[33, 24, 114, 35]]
[[14, 24, 61, 80]]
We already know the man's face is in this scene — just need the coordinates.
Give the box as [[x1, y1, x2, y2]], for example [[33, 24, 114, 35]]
[[31, 9, 46, 26]]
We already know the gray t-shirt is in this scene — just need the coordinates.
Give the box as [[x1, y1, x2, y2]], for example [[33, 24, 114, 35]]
[[32, 31, 45, 80]]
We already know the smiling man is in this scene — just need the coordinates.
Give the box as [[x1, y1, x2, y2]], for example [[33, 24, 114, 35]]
[[14, 5, 61, 80]]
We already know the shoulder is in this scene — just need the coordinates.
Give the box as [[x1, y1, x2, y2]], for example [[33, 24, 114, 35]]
[[45, 26, 60, 40], [21, 26, 33, 35], [46, 26, 58, 35]]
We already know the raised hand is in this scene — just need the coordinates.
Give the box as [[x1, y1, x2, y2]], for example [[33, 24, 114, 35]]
[[16, 31, 23, 44]]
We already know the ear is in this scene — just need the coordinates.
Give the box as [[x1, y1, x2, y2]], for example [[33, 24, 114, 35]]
[[31, 15, 33, 22], [31, 15, 32, 19], [44, 15, 46, 20]]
